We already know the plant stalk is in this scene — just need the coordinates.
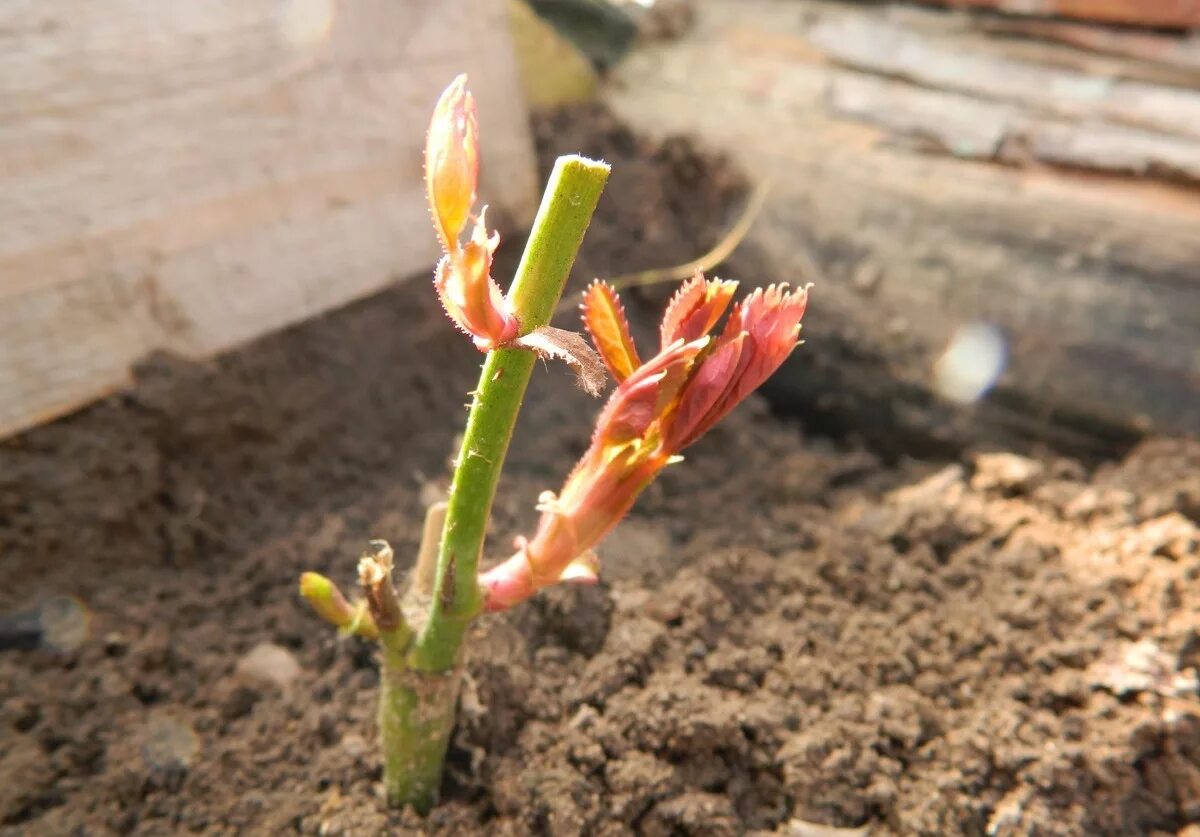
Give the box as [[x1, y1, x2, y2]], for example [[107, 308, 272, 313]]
[[411, 155, 610, 671], [380, 154, 609, 811], [378, 657, 461, 814]]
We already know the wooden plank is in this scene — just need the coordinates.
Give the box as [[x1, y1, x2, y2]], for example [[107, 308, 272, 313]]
[[828, 74, 1200, 181], [0, 0, 538, 438], [977, 18, 1200, 75], [607, 0, 1200, 455], [880, 4, 1200, 88], [828, 74, 1016, 158], [916, 0, 1200, 29], [807, 16, 1200, 142]]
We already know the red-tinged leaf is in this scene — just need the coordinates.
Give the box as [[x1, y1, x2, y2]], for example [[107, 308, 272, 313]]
[[593, 336, 708, 446], [435, 214, 521, 350], [513, 326, 608, 397], [582, 281, 641, 382], [663, 332, 745, 451], [597, 372, 663, 444], [659, 274, 705, 346], [659, 272, 738, 349]]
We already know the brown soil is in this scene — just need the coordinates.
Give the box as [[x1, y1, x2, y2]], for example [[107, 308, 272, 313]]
[[2, 107, 1199, 837]]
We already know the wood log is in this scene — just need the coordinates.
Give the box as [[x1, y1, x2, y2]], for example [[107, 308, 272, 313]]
[[607, 0, 1200, 457], [0, 0, 537, 439]]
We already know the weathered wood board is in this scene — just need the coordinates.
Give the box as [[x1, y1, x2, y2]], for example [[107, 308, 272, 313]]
[[607, 0, 1200, 456], [975, 18, 1200, 76], [916, 0, 1200, 29], [0, 0, 538, 439], [809, 16, 1200, 146]]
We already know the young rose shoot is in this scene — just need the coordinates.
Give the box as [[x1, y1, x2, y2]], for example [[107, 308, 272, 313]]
[[299, 74, 811, 813]]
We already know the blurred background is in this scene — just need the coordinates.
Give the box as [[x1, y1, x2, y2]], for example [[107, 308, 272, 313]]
[[2, 0, 1197, 458]]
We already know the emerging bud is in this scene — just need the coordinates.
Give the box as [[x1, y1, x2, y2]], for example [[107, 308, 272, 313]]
[[299, 572, 378, 639], [424, 75, 605, 385], [663, 283, 809, 450], [423, 77, 527, 353], [480, 274, 811, 610], [426, 74, 479, 252]]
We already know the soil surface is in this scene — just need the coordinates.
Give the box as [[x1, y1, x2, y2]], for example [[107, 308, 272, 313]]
[[2, 108, 1199, 836]]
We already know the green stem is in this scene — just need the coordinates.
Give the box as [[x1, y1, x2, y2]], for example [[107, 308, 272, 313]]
[[410, 155, 610, 671], [377, 657, 461, 813]]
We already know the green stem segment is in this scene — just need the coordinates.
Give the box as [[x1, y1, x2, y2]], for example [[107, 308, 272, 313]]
[[411, 155, 610, 671], [380, 155, 609, 812], [378, 659, 461, 812]]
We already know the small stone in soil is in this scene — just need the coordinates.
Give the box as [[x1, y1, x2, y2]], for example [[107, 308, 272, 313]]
[[236, 642, 302, 692], [568, 705, 599, 730], [141, 714, 198, 775], [39, 596, 91, 652], [1091, 640, 1199, 698], [786, 818, 870, 837], [342, 733, 368, 761], [103, 631, 129, 657], [970, 452, 1045, 494], [0, 596, 90, 653]]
